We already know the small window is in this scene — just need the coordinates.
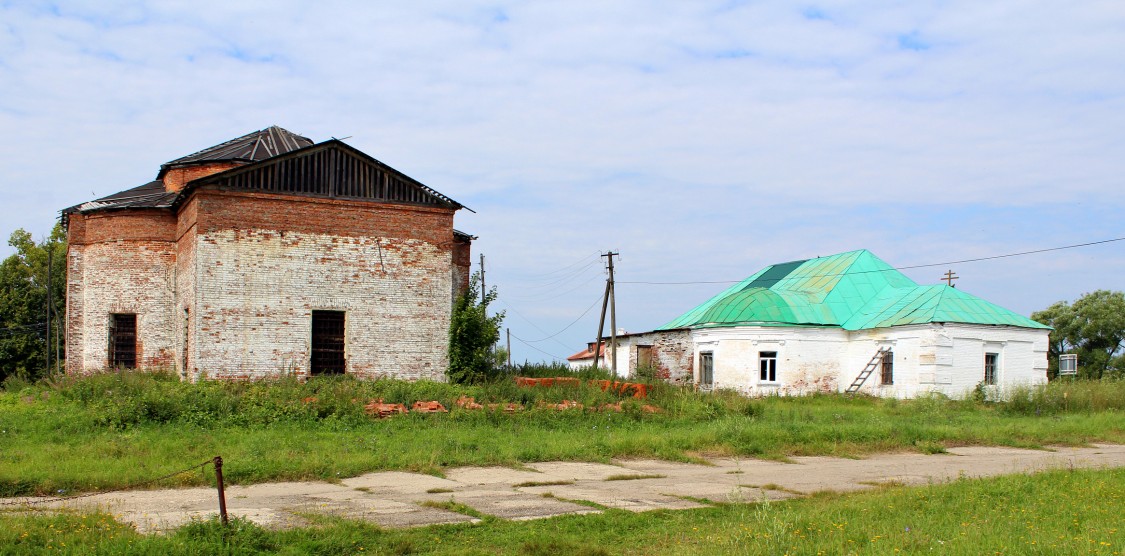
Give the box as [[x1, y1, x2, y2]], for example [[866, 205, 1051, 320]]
[[759, 351, 777, 382], [699, 352, 714, 388], [311, 311, 346, 375], [109, 313, 137, 369], [984, 353, 999, 385], [1058, 354, 1077, 376], [880, 351, 894, 385]]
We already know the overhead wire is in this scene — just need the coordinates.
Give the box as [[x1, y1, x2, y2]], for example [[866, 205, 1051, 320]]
[[511, 251, 602, 281], [0, 322, 48, 338], [493, 298, 577, 352], [508, 332, 565, 360], [502, 272, 604, 303], [504, 260, 602, 295], [618, 236, 1125, 285], [513, 294, 604, 343]]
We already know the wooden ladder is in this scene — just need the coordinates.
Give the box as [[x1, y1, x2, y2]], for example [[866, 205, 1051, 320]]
[[846, 348, 890, 394]]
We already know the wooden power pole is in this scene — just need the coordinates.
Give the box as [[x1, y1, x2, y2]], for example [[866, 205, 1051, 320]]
[[45, 245, 52, 373], [591, 252, 618, 375]]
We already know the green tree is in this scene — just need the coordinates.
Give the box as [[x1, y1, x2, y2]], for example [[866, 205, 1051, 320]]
[[0, 224, 67, 383], [1032, 290, 1125, 379], [447, 271, 505, 384]]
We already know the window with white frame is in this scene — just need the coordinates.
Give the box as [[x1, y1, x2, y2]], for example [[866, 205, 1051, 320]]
[[759, 351, 777, 382], [984, 352, 999, 385]]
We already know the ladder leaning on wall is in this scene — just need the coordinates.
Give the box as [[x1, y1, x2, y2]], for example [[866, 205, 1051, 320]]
[[846, 347, 891, 394]]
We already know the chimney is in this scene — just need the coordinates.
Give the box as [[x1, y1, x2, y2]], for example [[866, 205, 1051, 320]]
[[161, 162, 241, 193]]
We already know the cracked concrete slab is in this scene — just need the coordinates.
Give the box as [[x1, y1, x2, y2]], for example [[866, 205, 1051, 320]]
[[3, 444, 1121, 533]]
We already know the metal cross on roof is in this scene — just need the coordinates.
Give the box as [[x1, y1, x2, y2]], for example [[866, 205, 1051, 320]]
[[942, 269, 959, 287]]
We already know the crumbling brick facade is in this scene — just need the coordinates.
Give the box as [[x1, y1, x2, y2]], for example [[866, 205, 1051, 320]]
[[64, 127, 471, 381]]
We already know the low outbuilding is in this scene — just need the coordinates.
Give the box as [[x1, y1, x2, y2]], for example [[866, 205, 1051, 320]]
[[610, 250, 1050, 397]]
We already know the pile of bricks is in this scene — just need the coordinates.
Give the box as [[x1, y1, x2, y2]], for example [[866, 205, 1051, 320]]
[[456, 396, 522, 413], [363, 399, 408, 418], [364, 394, 662, 419], [411, 400, 448, 413], [514, 377, 651, 399]]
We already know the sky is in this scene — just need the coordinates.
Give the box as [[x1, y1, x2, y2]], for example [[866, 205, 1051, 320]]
[[1, 1, 1123, 364]]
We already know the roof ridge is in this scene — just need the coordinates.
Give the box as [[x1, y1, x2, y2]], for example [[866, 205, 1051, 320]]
[[160, 126, 314, 171]]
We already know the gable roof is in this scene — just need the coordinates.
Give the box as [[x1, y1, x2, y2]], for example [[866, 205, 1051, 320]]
[[658, 250, 1048, 331], [63, 127, 466, 221], [567, 343, 606, 361], [159, 126, 313, 176], [176, 140, 463, 210], [63, 180, 178, 215]]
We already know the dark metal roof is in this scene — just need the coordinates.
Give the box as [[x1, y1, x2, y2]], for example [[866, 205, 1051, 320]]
[[175, 140, 466, 211], [61, 180, 178, 216], [159, 126, 313, 173], [62, 129, 469, 224]]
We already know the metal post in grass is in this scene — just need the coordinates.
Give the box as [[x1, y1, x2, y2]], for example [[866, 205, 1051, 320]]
[[213, 456, 229, 526]]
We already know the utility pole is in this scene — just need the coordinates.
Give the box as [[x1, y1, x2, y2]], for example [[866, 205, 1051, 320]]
[[479, 254, 486, 305], [591, 251, 619, 375], [45, 245, 52, 373], [591, 280, 610, 373], [506, 328, 511, 368], [607, 252, 617, 377]]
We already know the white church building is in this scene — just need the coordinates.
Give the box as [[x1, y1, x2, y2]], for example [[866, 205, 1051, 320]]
[[609, 250, 1050, 398]]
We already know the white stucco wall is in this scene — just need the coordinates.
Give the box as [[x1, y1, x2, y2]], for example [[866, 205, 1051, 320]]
[[643, 323, 1050, 398]]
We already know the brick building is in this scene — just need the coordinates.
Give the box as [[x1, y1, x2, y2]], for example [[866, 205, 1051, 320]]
[[62, 126, 472, 380]]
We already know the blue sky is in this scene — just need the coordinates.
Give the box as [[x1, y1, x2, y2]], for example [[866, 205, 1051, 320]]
[[1, 1, 1123, 363]]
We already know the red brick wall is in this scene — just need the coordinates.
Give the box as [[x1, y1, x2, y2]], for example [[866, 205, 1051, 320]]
[[66, 186, 463, 381], [194, 188, 456, 244], [65, 210, 178, 373], [162, 162, 241, 192], [452, 236, 472, 300]]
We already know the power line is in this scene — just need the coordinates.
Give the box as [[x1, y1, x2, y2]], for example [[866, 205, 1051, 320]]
[[514, 294, 604, 343], [898, 236, 1125, 269], [508, 251, 602, 282], [493, 299, 575, 351], [619, 236, 1125, 285], [0, 322, 48, 331], [508, 332, 565, 360], [502, 272, 603, 303], [505, 260, 602, 293]]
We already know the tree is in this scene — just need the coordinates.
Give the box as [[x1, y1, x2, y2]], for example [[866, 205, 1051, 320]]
[[0, 225, 66, 383], [1032, 290, 1125, 379], [447, 270, 505, 384]]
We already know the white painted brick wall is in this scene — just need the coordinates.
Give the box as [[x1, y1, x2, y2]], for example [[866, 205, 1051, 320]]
[[191, 229, 452, 381], [647, 323, 1049, 398], [68, 241, 178, 372]]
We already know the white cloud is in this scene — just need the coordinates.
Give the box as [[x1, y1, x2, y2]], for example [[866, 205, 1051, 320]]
[[1, 0, 1122, 363]]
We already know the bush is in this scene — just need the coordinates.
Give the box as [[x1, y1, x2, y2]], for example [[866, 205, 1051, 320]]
[[448, 271, 505, 384]]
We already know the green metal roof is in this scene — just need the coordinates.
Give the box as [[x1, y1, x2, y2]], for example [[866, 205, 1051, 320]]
[[658, 250, 1049, 331]]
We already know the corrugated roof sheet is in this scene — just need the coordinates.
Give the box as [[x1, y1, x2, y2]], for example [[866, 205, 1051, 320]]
[[62, 127, 468, 220], [62, 180, 178, 215], [658, 250, 1048, 331], [161, 126, 313, 170]]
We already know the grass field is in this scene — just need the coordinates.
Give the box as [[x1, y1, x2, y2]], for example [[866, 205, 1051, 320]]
[[2, 467, 1121, 554], [1, 371, 1123, 496]]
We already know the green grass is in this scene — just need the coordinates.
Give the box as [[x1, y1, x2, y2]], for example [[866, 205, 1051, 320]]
[[603, 474, 666, 481], [1, 467, 1121, 554], [0, 371, 1123, 496]]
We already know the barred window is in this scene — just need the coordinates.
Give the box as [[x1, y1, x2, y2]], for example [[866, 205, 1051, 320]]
[[880, 351, 894, 385]]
